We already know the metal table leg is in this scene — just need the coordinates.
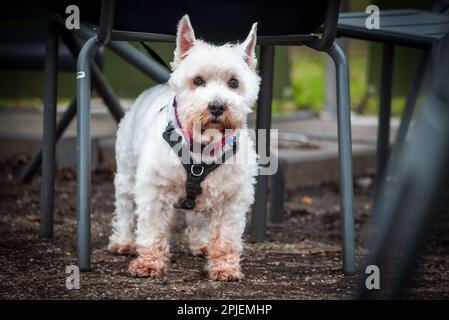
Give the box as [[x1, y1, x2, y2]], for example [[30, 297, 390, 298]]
[[251, 45, 274, 242], [40, 22, 59, 238]]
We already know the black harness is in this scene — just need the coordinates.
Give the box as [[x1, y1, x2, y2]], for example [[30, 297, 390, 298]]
[[162, 121, 238, 210]]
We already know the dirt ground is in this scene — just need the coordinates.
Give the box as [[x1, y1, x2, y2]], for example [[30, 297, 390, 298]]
[[1, 155, 448, 299]]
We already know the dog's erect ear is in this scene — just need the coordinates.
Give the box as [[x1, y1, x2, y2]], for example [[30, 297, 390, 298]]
[[173, 15, 196, 65], [241, 23, 258, 70]]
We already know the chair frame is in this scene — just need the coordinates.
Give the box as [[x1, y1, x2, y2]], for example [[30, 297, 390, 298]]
[[338, 2, 449, 206], [36, 0, 356, 274], [358, 33, 449, 299]]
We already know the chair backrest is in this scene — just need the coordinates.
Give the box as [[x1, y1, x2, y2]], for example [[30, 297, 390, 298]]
[[432, 33, 449, 104], [0, 1, 75, 71], [43, 0, 340, 50], [432, 0, 449, 13]]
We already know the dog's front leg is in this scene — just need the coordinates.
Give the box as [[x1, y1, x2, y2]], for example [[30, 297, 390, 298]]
[[208, 203, 246, 281], [128, 190, 174, 278]]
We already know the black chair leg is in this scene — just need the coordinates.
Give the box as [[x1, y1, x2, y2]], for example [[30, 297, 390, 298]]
[[77, 37, 101, 271], [269, 156, 284, 225], [40, 22, 59, 238], [251, 45, 274, 242], [376, 51, 429, 197], [375, 44, 394, 196], [327, 43, 356, 274], [393, 50, 429, 152]]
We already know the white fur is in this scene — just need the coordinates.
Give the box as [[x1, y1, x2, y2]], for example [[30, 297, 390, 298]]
[[109, 15, 260, 281]]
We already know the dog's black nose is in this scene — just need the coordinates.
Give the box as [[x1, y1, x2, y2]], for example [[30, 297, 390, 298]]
[[208, 100, 225, 117]]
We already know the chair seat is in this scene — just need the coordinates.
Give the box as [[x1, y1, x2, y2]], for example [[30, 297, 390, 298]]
[[43, 0, 329, 43], [338, 9, 449, 49], [0, 2, 75, 71]]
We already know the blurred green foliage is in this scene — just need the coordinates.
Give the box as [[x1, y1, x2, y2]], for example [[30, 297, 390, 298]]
[[285, 41, 376, 115], [290, 47, 325, 113], [284, 39, 418, 117]]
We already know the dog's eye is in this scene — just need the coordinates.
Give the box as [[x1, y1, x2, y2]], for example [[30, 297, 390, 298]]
[[193, 76, 205, 87], [228, 78, 239, 89]]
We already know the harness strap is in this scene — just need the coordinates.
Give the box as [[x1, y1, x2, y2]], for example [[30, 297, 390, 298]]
[[162, 121, 237, 210]]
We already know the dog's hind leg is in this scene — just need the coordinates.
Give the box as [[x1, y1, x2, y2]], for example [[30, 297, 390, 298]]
[[108, 171, 137, 256], [185, 211, 210, 256]]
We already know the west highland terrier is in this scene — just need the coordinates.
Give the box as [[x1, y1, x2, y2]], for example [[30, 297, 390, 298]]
[[108, 15, 260, 281]]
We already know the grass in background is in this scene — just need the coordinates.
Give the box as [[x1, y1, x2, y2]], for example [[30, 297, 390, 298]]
[[289, 40, 373, 115], [290, 46, 325, 113], [347, 39, 370, 113], [288, 39, 408, 117]]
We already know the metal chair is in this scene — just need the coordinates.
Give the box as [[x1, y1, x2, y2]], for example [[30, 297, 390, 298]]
[[357, 32, 449, 299], [40, 0, 356, 274], [338, 1, 449, 196]]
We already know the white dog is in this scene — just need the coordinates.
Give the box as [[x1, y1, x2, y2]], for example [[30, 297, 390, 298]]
[[108, 15, 260, 281]]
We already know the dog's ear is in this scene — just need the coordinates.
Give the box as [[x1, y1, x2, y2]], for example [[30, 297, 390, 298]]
[[173, 15, 196, 67], [241, 22, 258, 70]]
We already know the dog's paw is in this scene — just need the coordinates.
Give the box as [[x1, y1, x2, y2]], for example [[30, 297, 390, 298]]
[[128, 257, 165, 278], [208, 253, 243, 281], [108, 243, 136, 256], [209, 267, 244, 281]]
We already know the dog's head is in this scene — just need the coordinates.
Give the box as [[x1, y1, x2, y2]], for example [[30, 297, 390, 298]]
[[168, 15, 260, 142]]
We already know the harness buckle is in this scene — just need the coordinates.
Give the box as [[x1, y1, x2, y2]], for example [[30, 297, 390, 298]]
[[181, 199, 196, 210], [190, 165, 204, 177]]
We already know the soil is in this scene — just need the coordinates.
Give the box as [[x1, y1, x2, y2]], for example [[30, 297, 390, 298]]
[[1, 155, 448, 299]]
